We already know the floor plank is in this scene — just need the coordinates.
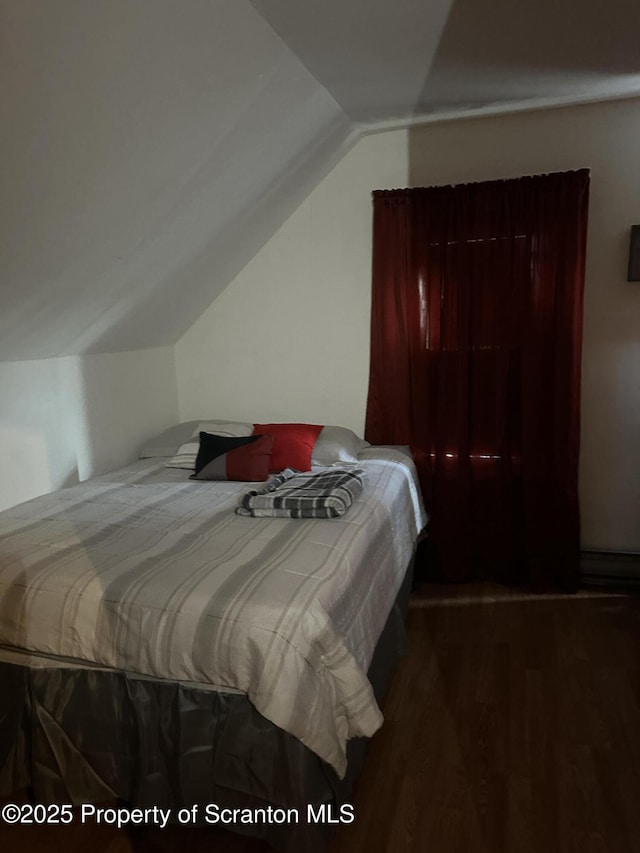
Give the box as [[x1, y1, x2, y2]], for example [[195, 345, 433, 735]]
[[2, 583, 639, 852]]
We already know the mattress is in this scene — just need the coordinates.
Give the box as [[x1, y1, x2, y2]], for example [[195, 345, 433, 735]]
[[0, 563, 416, 853], [0, 448, 426, 778]]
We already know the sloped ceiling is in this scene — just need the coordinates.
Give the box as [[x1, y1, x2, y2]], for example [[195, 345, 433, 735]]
[[0, 0, 353, 360], [252, 0, 640, 123], [2, 0, 640, 360]]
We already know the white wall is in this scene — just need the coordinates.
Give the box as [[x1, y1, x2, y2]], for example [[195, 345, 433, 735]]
[[176, 130, 409, 434], [0, 357, 81, 511], [176, 98, 640, 553], [0, 347, 178, 512]]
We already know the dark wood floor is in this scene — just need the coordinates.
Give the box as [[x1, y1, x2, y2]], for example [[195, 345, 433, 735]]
[[2, 583, 639, 852]]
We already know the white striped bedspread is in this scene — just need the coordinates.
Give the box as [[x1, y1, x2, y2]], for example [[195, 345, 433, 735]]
[[0, 448, 427, 778]]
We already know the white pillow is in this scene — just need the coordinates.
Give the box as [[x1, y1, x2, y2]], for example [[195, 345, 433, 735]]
[[193, 422, 253, 439], [166, 421, 253, 469], [311, 425, 370, 466], [139, 421, 202, 458], [141, 420, 253, 459]]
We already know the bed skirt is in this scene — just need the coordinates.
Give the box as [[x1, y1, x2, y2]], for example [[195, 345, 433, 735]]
[[0, 555, 414, 852]]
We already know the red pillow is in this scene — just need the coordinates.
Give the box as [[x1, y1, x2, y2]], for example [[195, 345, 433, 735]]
[[191, 433, 274, 481], [253, 423, 323, 473]]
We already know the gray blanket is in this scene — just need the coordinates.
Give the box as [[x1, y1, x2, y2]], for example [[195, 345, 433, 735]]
[[236, 468, 365, 519], [0, 450, 426, 777]]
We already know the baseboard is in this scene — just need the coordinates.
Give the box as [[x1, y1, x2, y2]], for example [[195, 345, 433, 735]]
[[580, 549, 640, 588]]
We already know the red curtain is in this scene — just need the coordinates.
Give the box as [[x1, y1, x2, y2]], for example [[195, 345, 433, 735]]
[[365, 170, 589, 590]]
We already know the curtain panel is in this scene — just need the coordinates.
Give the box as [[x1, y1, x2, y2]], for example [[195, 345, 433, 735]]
[[365, 170, 590, 589]]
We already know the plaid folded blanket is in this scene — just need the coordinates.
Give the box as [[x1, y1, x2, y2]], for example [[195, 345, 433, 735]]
[[236, 468, 365, 519]]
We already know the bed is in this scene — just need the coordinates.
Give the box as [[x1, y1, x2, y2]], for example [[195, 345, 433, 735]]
[[0, 423, 426, 852]]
